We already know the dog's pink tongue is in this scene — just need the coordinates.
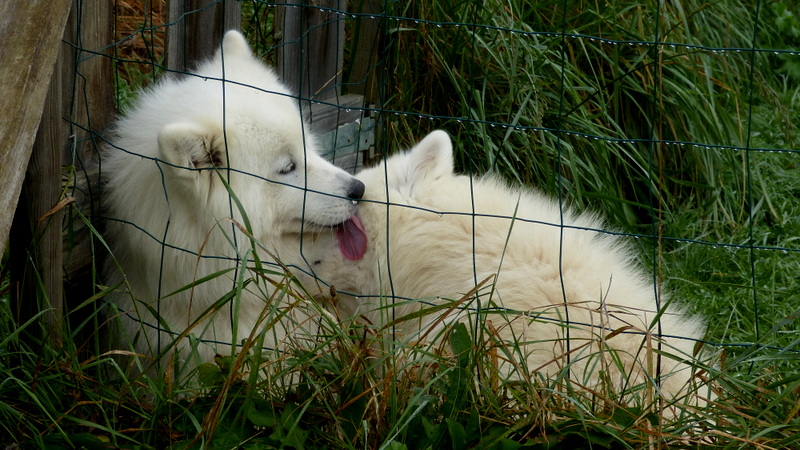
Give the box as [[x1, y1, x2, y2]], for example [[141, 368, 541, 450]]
[[337, 215, 367, 260]]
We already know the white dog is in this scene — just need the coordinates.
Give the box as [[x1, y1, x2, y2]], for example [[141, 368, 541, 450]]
[[103, 31, 368, 376], [287, 130, 707, 410]]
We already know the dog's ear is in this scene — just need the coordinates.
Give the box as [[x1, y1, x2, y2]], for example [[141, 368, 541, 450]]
[[158, 122, 225, 176], [220, 30, 253, 59], [406, 130, 454, 183]]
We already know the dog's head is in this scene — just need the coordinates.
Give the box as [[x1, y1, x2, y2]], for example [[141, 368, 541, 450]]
[[149, 31, 367, 246]]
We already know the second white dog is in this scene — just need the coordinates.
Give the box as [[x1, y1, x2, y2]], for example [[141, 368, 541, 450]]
[[289, 130, 707, 409]]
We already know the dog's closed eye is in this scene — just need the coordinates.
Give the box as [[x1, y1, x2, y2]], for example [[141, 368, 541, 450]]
[[279, 161, 296, 174]]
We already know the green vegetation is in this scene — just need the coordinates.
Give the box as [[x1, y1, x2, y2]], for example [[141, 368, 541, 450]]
[[2, 0, 800, 448], [381, 0, 796, 233]]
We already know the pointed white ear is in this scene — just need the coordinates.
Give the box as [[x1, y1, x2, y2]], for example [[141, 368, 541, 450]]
[[407, 130, 454, 182], [158, 122, 223, 176], [221, 30, 252, 59]]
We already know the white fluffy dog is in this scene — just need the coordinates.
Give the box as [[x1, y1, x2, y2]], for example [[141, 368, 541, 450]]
[[288, 130, 707, 410], [103, 31, 368, 375]]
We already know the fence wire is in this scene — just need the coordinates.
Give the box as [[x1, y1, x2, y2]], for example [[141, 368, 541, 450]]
[[77, 0, 800, 368]]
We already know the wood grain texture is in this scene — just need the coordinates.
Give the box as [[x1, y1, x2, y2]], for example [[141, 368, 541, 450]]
[[276, 0, 346, 104], [62, 1, 114, 280], [24, 58, 67, 345], [166, 0, 242, 73], [0, 0, 73, 256]]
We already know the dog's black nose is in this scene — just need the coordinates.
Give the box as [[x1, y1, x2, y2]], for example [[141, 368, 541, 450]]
[[348, 179, 365, 200]]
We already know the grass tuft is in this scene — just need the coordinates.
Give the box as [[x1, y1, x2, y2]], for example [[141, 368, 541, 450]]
[[2, 0, 799, 447]]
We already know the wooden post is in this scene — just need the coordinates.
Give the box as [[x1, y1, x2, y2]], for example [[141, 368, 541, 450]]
[[5, 0, 114, 344], [275, 1, 376, 173], [344, 0, 384, 165], [166, 0, 242, 73], [275, 0, 346, 105], [0, 0, 73, 258], [345, 0, 383, 106], [22, 61, 68, 346], [62, 0, 115, 280], [0, 0, 73, 344]]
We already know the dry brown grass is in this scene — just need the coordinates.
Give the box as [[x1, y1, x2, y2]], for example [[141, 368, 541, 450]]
[[115, 0, 167, 82]]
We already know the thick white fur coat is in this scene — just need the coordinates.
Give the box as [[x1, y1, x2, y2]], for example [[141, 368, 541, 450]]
[[103, 31, 364, 373], [289, 130, 707, 407]]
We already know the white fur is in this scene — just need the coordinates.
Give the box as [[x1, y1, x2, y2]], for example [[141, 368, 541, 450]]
[[103, 31, 364, 374], [287, 130, 707, 409]]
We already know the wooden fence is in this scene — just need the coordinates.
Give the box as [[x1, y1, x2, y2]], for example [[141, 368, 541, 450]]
[[0, 0, 382, 345]]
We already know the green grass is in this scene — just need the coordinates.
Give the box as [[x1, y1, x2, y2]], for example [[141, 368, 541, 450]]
[[378, 0, 797, 233], [2, 0, 800, 448]]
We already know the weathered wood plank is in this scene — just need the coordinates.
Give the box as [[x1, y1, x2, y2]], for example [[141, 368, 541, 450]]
[[62, 1, 114, 281], [0, 0, 73, 257], [312, 94, 372, 173], [275, 0, 346, 103], [345, 0, 382, 105], [7, 0, 114, 345], [317, 114, 375, 174], [22, 57, 67, 345], [275, 1, 375, 173], [308, 94, 364, 134], [166, 0, 242, 73]]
